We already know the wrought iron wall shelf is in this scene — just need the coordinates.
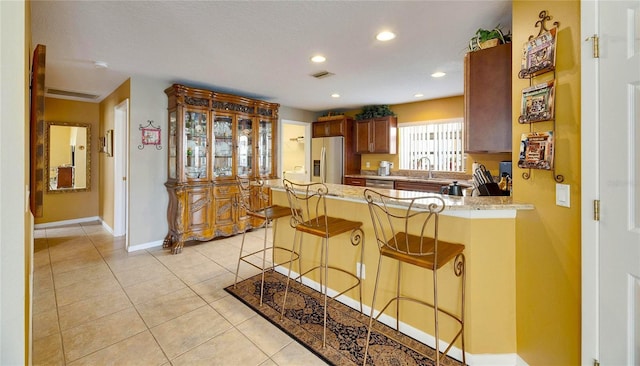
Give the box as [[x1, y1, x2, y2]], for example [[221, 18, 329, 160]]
[[517, 10, 564, 183]]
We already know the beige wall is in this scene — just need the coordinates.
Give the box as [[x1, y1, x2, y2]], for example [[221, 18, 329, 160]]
[[512, 1, 581, 364], [99, 79, 130, 230], [128, 76, 169, 248], [35, 98, 100, 224]]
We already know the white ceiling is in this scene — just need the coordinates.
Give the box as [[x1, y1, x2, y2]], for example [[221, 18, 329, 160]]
[[31, 0, 511, 112]]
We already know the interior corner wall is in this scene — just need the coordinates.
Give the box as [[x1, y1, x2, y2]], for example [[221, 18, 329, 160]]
[[99, 79, 130, 231], [35, 98, 100, 224], [512, 1, 581, 364], [127, 76, 169, 249]]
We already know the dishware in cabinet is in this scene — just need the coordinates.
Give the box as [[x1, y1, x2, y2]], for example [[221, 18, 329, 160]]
[[236, 115, 253, 177], [168, 111, 178, 180], [183, 110, 209, 180], [213, 114, 234, 178], [258, 117, 275, 176]]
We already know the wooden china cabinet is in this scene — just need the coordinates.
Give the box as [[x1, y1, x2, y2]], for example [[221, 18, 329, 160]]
[[163, 84, 279, 254]]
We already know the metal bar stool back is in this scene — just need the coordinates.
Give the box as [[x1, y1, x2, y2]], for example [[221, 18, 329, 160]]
[[280, 179, 365, 347], [233, 176, 298, 305], [362, 189, 466, 366]]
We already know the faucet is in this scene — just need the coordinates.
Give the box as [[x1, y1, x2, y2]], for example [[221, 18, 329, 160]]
[[417, 156, 433, 179]]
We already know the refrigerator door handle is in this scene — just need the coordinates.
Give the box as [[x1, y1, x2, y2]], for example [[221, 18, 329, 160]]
[[320, 146, 326, 183]]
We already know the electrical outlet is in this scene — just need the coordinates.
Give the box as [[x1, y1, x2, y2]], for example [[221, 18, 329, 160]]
[[357, 262, 366, 279], [365, 161, 370, 168]]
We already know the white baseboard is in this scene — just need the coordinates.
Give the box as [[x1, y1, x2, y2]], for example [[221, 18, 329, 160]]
[[127, 240, 163, 252], [101, 220, 114, 234], [273, 265, 523, 366], [34, 216, 100, 229]]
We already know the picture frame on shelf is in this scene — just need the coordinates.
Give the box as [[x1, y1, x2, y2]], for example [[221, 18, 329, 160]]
[[518, 131, 555, 170], [519, 26, 557, 78], [519, 80, 555, 123]]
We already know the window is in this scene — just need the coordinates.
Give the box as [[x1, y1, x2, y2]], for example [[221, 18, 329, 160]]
[[398, 118, 464, 172]]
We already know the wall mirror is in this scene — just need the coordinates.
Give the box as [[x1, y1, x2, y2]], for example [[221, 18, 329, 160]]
[[45, 121, 91, 192]]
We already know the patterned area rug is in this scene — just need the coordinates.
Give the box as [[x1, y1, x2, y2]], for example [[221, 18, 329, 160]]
[[225, 271, 464, 366]]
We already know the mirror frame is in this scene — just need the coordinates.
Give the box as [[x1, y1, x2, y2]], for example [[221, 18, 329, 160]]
[[45, 121, 91, 193]]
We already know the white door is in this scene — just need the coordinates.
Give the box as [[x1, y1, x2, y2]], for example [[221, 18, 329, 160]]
[[114, 99, 129, 239], [582, 1, 640, 364]]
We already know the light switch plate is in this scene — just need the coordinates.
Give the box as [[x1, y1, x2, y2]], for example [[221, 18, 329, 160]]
[[556, 183, 570, 207]]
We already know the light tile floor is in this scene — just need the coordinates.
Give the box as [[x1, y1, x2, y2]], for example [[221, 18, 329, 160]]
[[33, 221, 327, 365]]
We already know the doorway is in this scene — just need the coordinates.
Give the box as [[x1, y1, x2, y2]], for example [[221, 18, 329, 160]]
[[113, 99, 129, 243], [280, 120, 311, 180]]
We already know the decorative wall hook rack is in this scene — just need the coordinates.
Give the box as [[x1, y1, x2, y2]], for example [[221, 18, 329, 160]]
[[531, 10, 560, 40], [517, 10, 564, 184], [138, 120, 162, 150]]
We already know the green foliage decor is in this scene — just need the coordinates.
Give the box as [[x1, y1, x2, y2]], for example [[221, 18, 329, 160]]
[[468, 25, 512, 51], [355, 105, 396, 120]]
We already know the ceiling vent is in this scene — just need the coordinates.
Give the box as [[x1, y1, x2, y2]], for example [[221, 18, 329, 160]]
[[310, 71, 335, 79], [46, 88, 100, 100]]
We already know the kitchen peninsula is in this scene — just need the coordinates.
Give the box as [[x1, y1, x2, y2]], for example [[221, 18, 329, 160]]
[[265, 180, 533, 363]]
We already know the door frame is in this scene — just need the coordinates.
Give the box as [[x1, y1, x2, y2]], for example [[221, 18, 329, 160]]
[[114, 99, 129, 243], [279, 119, 311, 179], [581, 0, 599, 363]]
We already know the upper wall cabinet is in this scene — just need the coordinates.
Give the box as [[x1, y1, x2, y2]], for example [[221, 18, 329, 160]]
[[312, 117, 349, 137], [355, 116, 397, 154], [464, 43, 512, 153]]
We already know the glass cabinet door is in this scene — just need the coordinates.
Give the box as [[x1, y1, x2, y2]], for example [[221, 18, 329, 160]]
[[184, 110, 208, 180], [236, 116, 253, 177], [213, 114, 233, 178], [258, 118, 273, 176], [168, 111, 177, 179]]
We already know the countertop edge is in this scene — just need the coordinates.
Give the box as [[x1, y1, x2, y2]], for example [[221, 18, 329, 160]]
[[266, 180, 534, 215]]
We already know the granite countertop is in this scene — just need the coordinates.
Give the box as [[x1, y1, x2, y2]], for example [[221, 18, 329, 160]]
[[265, 179, 533, 212]]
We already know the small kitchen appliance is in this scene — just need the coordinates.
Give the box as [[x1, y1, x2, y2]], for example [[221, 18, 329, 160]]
[[378, 161, 391, 176], [499, 161, 512, 180]]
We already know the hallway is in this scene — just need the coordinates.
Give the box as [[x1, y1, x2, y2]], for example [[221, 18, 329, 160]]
[[32, 221, 327, 365]]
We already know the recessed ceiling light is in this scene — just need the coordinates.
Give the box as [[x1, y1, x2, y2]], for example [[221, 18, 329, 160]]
[[431, 71, 446, 78], [311, 55, 326, 63], [414, 93, 424, 98], [94, 61, 108, 69], [376, 31, 396, 42], [331, 93, 340, 98]]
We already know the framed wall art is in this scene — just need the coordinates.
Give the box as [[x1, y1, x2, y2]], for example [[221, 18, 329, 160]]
[[519, 26, 557, 78], [138, 120, 162, 150], [518, 131, 555, 170], [519, 80, 555, 123]]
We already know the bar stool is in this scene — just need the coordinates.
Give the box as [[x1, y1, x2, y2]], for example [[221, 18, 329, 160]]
[[362, 189, 466, 366], [280, 179, 364, 347], [234, 176, 298, 306]]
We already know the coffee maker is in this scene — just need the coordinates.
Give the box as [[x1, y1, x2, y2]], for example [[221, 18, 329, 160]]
[[378, 161, 392, 176]]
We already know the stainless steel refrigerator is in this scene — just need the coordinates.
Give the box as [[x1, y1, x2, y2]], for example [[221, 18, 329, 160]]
[[311, 136, 343, 184]]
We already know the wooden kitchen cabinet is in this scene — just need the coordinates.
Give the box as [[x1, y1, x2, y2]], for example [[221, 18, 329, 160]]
[[355, 116, 397, 154], [163, 84, 279, 254], [394, 180, 443, 193], [344, 177, 366, 187], [464, 43, 512, 153], [312, 117, 349, 137]]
